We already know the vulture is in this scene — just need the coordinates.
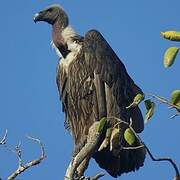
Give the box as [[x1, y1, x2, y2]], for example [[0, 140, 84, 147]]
[[34, 4, 146, 179]]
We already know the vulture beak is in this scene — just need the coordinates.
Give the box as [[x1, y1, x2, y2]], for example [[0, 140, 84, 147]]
[[33, 12, 41, 23]]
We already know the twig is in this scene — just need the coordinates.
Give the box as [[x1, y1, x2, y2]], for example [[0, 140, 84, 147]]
[[0, 130, 7, 180], [132, 127, 180, 177], [130, 118, 179, 177], [0, 129, 8, 145], [170, 112, 180, 119], [88, 172, 105, 180], [134, 127, 180, 177], [7, 136, 46, 180], [145, 145, 179, 177], [148, 94, 180, 112], [15, 141, 23, 167], [26, 135, 45, 158], [130, 119, 180, 177], [122, 144, 144, 150], [107, 116, 129, 126], [77, 172, 105, 180]]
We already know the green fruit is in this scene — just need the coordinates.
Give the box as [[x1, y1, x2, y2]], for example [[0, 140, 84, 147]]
[[170, 90, 180, 105], [164, 47, 179, 68], [126, 93, 144, 109], [161, 31, 180, 41], [124, 128, 135, 145], [134, 93, 145, 104]]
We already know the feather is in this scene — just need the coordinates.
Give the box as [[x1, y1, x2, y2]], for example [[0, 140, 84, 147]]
[[35, 5, 146, 177]]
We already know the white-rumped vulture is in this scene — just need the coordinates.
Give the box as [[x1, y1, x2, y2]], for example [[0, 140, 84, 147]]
[[34, 4, 146, 179]]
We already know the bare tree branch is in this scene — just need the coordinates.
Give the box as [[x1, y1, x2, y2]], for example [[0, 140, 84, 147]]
[[26, 135, 46, 158], [170, 112, 180, 119], [14, 141, 23, 167], [0, 130, 8, 180], [0, 129, 8, 145], [7, 136, 46, 180]]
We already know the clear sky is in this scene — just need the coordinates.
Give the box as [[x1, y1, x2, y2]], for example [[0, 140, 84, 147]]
[[0, 0, 179, 180]]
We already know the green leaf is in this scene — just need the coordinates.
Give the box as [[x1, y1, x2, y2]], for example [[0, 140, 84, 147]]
[[170, 90, 180, 105], [144, 99, 155, 123], [96, 117, 107, 133], [161, 31, 180, 41], [126, 93, 145, 109], [124, 128, 135, 145], [164, 47, 179, 68]]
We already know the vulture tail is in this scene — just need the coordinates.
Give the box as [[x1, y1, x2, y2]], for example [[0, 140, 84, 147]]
[[93, 138, 146, 177]]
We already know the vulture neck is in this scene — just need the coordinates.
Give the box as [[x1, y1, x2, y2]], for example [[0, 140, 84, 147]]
[[52, 19, 69, 58]]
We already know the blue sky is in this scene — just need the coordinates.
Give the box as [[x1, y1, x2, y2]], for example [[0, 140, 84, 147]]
[[0, 0, 179, 179]]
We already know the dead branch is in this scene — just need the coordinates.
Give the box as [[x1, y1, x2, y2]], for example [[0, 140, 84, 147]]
[[170, 112, 180, 119], [7, 135, 46, 180], [0, 129, 8, 145], [0, 130, 8, 180]]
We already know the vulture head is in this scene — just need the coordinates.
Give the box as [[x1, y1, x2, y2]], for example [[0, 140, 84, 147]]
[[33, 4, 69, 27]]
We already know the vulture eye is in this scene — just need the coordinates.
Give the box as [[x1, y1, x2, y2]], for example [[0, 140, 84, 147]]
[[47, 8, 53, 12]]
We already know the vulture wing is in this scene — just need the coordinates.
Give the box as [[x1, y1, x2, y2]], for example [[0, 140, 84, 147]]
[[56, 62, 69, 129], [83, 30, 146, 177], [84, 30, 144, 132]]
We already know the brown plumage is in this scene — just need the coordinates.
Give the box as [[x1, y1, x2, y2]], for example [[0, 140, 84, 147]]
[[34, 4, 146, 178]]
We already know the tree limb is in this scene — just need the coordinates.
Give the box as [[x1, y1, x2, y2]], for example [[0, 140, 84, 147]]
[[7, 135, 46, 180], [65, 122, 102, 180], [0, 129, 8, 145]]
